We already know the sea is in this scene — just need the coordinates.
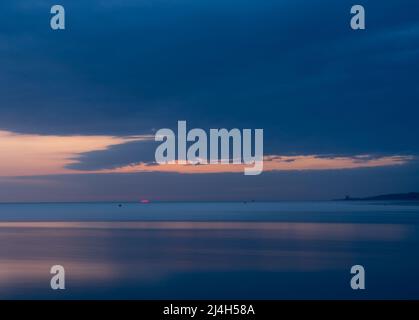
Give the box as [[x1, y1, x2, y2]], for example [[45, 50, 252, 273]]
[[0, 201, 418, 299]]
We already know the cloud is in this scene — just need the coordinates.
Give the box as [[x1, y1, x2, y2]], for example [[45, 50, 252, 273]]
[[0, 1, 418, 200], [0, 130, 152, 177], [95, 154, 414, 174], [66, 139, 159, 171], [0, 129, 413, 178], [0, 0, 418, 158]]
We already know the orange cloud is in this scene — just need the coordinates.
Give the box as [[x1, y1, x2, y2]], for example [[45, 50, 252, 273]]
[[98, 155, 414, 174], [0, 130, 414, 177]]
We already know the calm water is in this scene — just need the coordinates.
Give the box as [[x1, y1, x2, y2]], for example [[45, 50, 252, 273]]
[[0, 201, 418, 299]]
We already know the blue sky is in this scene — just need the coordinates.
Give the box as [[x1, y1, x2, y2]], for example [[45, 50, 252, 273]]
[[0, 0, 418, 201]]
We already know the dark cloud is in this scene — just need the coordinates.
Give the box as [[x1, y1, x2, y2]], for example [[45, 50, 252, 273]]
[[66, 140, 159, 171], [0, 0, 418, 156], [0, 1, 418, 200]]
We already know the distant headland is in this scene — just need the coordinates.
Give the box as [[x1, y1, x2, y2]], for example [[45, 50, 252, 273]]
[[338, 192, 419, 201]]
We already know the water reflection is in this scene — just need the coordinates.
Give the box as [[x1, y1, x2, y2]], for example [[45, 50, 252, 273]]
[[0, 221, 418, 299]]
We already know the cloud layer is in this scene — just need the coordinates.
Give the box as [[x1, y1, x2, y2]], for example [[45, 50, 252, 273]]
[[0, 130, 413, 177], [0, 1, 418, 200]]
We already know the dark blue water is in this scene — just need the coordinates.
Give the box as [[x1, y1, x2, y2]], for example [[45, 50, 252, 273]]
[[0, 201, 418, 299]]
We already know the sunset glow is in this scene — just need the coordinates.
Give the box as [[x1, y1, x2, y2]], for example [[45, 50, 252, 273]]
[[0, 130, 414, 177], [0, 130, 152, 177], [100, 155, 414, 174]]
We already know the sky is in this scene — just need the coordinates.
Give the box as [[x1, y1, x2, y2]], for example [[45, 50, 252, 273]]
[[0, 0, 419, 202]]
